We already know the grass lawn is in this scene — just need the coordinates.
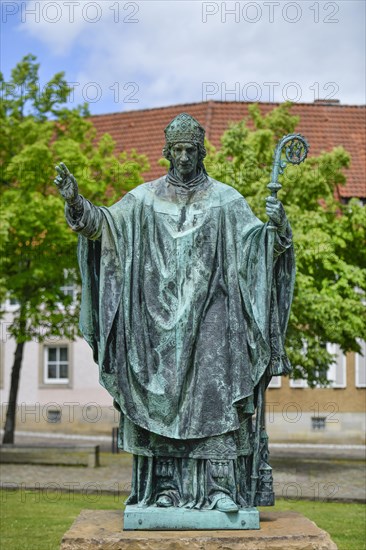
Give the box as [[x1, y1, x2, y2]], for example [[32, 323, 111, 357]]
[[266, 499, 366, 550], [1, 489, 365, 550], [1, 489, 123, 550]]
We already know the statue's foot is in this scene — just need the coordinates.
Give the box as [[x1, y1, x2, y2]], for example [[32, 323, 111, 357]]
[[215, 496, 239, 513], [156, 495, 173, 508]]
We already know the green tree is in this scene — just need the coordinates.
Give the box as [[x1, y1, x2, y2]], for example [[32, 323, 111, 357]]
[[205, 103, 366, 386], [0, 55, 148, 443]]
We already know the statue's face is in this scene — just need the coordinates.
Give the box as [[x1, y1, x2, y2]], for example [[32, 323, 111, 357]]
[[170, 142, 199, 180]]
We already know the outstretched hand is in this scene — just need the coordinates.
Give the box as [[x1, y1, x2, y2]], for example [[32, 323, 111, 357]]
[[54, 162, 79, 205], [265, 196, 287, 227]]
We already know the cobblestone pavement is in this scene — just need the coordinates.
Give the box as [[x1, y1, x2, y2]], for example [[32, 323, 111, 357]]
[[1, 453, 132, 495], [1, 434, 365, 503], [271, 456, 365, 503]]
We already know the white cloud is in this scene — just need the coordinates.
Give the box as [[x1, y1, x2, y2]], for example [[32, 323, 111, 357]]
[[18, 0, 95, 55], [18, 0, 366, 111]]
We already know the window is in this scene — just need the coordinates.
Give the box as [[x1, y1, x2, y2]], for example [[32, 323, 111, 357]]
[[56, 282, 77, 311], [58, 269, 78, 305], [355, 340, 366, 388], [3, 298, 20, 311], [0, 342, 4, 389], [44, 346, 69, 384], [290, 377, 307, 388], [46, 409, 62, 423], [326, 343, 347, 388], [39, 343, 72, 388], [311, 417, 326, 430], [290, 340, 308, 388], [268, 376, 281, 388], [60, 283, 77, 301]]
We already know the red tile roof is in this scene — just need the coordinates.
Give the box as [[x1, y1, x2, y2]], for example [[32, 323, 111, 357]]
[[90, 101, 366, 199]]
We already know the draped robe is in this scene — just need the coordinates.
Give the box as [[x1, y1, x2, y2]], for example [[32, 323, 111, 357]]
[[66, 175, 295, 468]]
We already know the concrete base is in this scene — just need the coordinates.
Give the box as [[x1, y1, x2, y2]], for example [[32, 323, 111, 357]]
[[124, 504, 259, 530], [61, 509, 338, 549]]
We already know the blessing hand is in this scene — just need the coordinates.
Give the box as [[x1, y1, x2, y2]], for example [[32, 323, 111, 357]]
[[54, 162, 79, 205]]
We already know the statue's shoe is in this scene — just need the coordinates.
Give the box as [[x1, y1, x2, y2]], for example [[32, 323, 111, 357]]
[[215, 497, 239, 513], [156, 495, 173, 508]]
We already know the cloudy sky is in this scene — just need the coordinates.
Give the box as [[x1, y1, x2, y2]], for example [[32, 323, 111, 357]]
[[1, 0, 365, 114]]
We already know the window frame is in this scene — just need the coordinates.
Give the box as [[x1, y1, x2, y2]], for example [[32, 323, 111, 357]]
[[60, 283, 77, 301], [355, 339, 366, 388], [326, 343, 347, 389], [268, 375, 282, 388], [3, 298, 20, 312], [39, 342, 73, 389], [289, 377, 308, 389], [290, 340, 308, 388], [0, 341, 4, 389]]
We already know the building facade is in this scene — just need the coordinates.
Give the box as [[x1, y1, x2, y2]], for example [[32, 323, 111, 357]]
[[267, 344, 365, 443], [1, 306, 364, 443], [0, 307, 117, 436], [2, 100, 365, 443]]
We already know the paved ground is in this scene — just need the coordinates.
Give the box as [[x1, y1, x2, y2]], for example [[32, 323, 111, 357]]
[[3, 430, 366, 458], [1, 431, 365, 503]]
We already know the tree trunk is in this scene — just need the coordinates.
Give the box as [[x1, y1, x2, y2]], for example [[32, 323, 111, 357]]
[[2, 340, 25, 444]]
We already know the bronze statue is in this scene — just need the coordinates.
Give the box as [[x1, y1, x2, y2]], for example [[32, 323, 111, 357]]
[[55, 113, 298, 528]]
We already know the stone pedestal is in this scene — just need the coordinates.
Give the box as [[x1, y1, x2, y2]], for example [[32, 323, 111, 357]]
[[61, 509, 338, 549]]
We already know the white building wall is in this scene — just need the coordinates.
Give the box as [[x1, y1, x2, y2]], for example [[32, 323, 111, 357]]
[[266, 412, 366, 444], [1, 311, 115, 434], [1, 309, 365, 441]]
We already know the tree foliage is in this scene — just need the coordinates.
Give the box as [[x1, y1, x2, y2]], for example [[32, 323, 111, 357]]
[[1, 54, 148, 342], [0, 55, 148, 442], [1, 55, 365, 421], [205, 103, 366, 386]]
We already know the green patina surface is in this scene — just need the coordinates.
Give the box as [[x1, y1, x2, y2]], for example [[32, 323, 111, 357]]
[[124, 505, 260, 530], [56, 114, 302, 525]]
